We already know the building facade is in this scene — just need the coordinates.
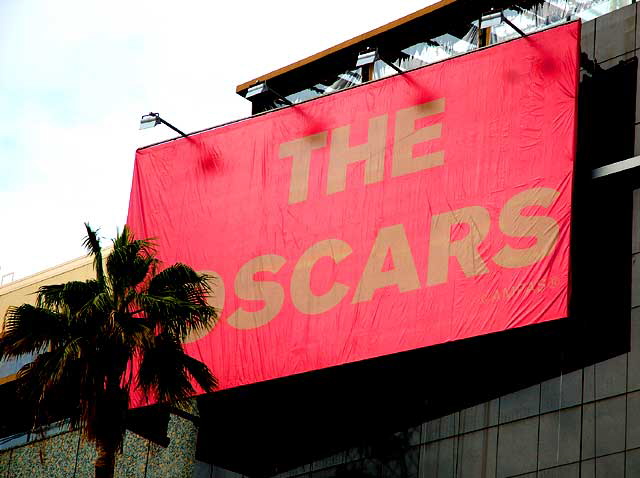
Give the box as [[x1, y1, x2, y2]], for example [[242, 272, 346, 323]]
[[3, 1, 640, 477]]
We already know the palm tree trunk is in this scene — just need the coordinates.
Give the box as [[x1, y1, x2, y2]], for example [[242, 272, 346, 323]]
[[94, 379, 128, 478], [95, 437, 117, 478]]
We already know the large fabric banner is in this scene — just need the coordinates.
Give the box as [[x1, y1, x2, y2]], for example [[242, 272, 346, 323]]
[[128, 22, 579, 392]]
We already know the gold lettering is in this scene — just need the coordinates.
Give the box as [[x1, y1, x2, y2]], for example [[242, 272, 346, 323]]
[[493, 188, 561, 268], [327, 115, 387, 195], [279, 132, 328, 204], [427, 205, 490, 286], [227, 255, 286, 330], [291, 239, 352, 314], [392, 98, 445, 177], [353, 224, 421, 303]]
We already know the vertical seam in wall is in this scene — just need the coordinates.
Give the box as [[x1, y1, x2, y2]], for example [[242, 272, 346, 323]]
[[455, 412, 461, 478], [451, 420, 457, 478], [625, 351, 630, 477], [626, 220, 633, 476], [72, 431, 81, 477], [630, 56, 637, 472], [556, 331, 565, 467], [594, 365, 598, 465], [594, 17, 599, 64], [494, 397, 501, 478], [481, 404, 491, 478], [535, 383, 542, 474], [635, 2, 637, 51], [561, 365, 566, 461], [143, 439, 151, 478], [579, 367, 585, 478]]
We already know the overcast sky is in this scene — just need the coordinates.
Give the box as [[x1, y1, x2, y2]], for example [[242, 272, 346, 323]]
[[0, 0, 436, 281]]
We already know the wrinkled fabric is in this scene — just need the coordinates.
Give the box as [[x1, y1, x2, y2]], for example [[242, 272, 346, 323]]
[[127, 22, 579, 395]]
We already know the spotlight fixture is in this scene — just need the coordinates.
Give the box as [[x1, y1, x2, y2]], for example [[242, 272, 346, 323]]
[[355, 49, 378, 68], [356, 48, 404, 74], [139, 113, 160, 130], [245, 82, 293, 106], [139, 112, 187, 138], [479, 10, 527, 38], [479, 11, 503, 28]]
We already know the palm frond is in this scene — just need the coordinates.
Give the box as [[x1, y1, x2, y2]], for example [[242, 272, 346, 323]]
[[137, 336, 217, 403], [16, 359, 77, 432], [144, 265, 217, 339], [180, 353, 218, 392], [83, 223, 104, 284], [103, 311, 153, 357], [106, 227, 158, 297], [148, 264, 212, 300], [137, 337, 191, 403], [77, 291, 113, 328], [16, 344, 83, 404], [111, 226, 156, 257], [37, 280, 103, 316], [137, 294, 216, 341], [1, 305, 67, 359]]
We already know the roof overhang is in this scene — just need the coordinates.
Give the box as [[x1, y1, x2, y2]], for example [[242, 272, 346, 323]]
[[235, 0, 458, 96]]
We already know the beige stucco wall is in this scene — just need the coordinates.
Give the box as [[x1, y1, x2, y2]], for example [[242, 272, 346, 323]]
[[0, 251, 110, 383]]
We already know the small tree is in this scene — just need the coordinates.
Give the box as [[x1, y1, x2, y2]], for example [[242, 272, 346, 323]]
[[0, 224, 218, 478]]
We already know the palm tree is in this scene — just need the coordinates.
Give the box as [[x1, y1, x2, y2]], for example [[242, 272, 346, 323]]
[[0, 224, 218, 478]]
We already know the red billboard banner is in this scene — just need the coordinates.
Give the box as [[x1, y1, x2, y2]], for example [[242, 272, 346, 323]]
[[127, 22, 579, 393]]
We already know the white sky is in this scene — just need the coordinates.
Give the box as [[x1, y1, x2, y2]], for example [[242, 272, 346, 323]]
[[0, 0, 436, 281]]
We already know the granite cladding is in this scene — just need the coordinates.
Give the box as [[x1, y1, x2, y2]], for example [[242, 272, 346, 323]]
[[0, 406, 197, 477]]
